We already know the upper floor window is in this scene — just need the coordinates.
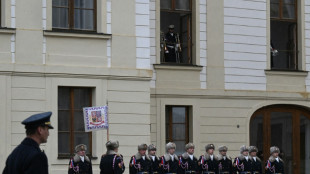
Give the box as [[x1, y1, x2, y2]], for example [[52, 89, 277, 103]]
[[270, 0, 297, 70], [160, 0, 192, 64], [58, 87, 93, 157], [52, 0, 96, 31]]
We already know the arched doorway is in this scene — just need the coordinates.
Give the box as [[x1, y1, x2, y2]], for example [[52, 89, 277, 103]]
[[250, 105, 310, 174]]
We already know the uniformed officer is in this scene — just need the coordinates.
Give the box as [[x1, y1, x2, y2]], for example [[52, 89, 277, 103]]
[[100, 140, 125, 174], [233, 145, 252, 174], [178, 143, 199, 174], [199, 144, 218, 174], [148, 144, 161, 174], [164, 25, 181, 63], [130, 144, 152, 174], [265, 146, 284, 174], [217, 145, 232, 174], [68, 144, 93, 174], [160, 142, 179, 174], [249, 146, 262, 174], [3, 112, 53, 174]]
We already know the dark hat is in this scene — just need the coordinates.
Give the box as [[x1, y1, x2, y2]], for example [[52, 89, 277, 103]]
[[75, 144, 87, 152], [249, 146, 258, 153], [106, 140, 119, 150], [148, 144, 157, 151], [218, 145, 228, 152], [205, 144, 215, 151], [22, 112, 53, 129], [138, 144, 148, 151]]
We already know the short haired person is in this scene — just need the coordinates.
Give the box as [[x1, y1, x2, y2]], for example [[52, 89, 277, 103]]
[[249, 146, 262, 174], [160, 142, 179, 174], [265, 146, 284, 174], [199, 144, 219, 174], [3, 112, 53, 174], [233, 145, 252, 174], [68, 144, 93, 174], [129, 144, 152, 174], [178, 143, 199, 173], [100, 140, 125, 174], [217, 145, 232, 174], [148, 144, 161, 174]]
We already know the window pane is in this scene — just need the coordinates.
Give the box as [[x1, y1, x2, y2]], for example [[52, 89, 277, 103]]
[[160, 0, 172, 10], [300, 115, 310, 174], [271, 0, 279, 3], [58, 87, 71, 110], [283, 0, 295, 3], [74, 111, 85, 131], [52, 8, 69, 28], [74, 0, 94, 8], [74, 9, 94, 30], [282, 4, 295, 19], [270, 3, 279, 18], [175, 0, 190, 10], [58, 111, 70, 131], [174, 140, 186, 155], [172, 124, 185, 140], [74, 88, 91, 109], [53, 0, 68, 6], [74, 133, 90, 152], [172, 107, 186, 123], [58, 132, 70, 154], [250, 114, 264, 159]]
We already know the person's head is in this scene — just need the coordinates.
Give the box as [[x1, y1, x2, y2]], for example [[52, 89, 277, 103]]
[[138, 144, 147, 156], [75, 144, 87, 156], [240, 145, 249, 156], [168, 25, 174, 33], [270, 146, 280, 158], [23, 112, 53, 144], [205, 144, 215, 155], [218, 145, 228, 156], [249, 146, 258, 157], [166, 142, 176, 155], [148, 144, 157, 156], [185, 143, 195, 155], [106, 140, 119, 153]]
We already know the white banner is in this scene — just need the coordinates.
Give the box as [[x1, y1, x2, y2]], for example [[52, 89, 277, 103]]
[[83, 106, 108, 132]]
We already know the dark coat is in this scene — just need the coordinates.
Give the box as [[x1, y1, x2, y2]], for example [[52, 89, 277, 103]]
[[265, 156, 284, 174], [178, 153, 199, 173], [160, 154, 179, 173], [149, 155, 161, 174], [199, 154, 219, 173], [68, 154, 92, 174], [2, 138, 49, 174], [129, 153, 152, 174], [100, 151, 125, 174], [233, 155, 252, 173], [217, 155, 232, 174], [250, 157, 262, 174]]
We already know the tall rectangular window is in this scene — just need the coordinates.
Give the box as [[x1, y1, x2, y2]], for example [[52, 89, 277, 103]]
[[160, 0, 192, 64], [58, 87, 92, 157], [52, 0, 96, 31], [166, 106, 189, 155], [270, 0, 297, 70]]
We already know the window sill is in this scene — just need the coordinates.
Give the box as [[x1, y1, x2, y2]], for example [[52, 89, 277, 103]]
[[0, 27, 16, 34], [43, 30, 111, 39], [265, 69, 308, 77], [153, 64, 203, 71]]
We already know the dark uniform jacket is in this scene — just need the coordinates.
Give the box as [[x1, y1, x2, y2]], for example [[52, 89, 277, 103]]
[[178, 152, 199, 173], [3, 138, 49, 174], [250, 156, 262, 174], [148, 155, 161, 174], [217, 154, 232, 174], [100, 150, 125, 174], [160, 153, 179, 173], [265, 156, 284, 174], [233, 155, 252, 173], [129, 153, 152, 174], [199, 153, 219, 173], [164, 32, 178, 62], [68, 154, 92, 174]]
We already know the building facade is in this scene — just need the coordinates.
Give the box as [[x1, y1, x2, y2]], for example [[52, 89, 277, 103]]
[[0, 0, 309, 174]]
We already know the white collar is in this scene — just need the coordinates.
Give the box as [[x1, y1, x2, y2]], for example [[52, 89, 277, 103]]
[[142, 156, 145, 160], [188, 154, 194, 160], [276, 157, 279, 162], [253, 157, 256, 161], [170, 154, 174, 161], [210, 154, 214, 160], [223, 156, 226, 160], [245, 156, 249, 161], [80, 156, 85, 162], [151, 156, 155, 161]]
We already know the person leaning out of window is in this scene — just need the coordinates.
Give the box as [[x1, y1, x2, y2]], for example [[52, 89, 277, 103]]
[[68, 144, 93, 174]]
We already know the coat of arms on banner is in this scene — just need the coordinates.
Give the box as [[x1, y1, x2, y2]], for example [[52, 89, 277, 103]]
[[83, 106, 108, 132]]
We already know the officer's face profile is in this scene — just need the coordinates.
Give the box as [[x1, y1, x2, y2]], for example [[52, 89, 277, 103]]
[[187, 147, 194, 155], [149, 150, 156, 156], [77, 150, 86, 156], [242, 151, 249, 156], [220, 150, 227, 156], [38, 126, 49, 143], [272, 152, 279, 158], [168, 148, 175, 155], [114, 148, 119, 153], [207, 149, 214, 155], [250, 151, 257, 157], [139, 149, 146, 156]]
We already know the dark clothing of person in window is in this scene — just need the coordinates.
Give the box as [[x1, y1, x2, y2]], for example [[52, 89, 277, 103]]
[[164, 25, 181, 63]]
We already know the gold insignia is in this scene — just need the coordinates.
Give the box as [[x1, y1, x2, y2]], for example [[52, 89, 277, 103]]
[[118, 163, 122, 168]]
